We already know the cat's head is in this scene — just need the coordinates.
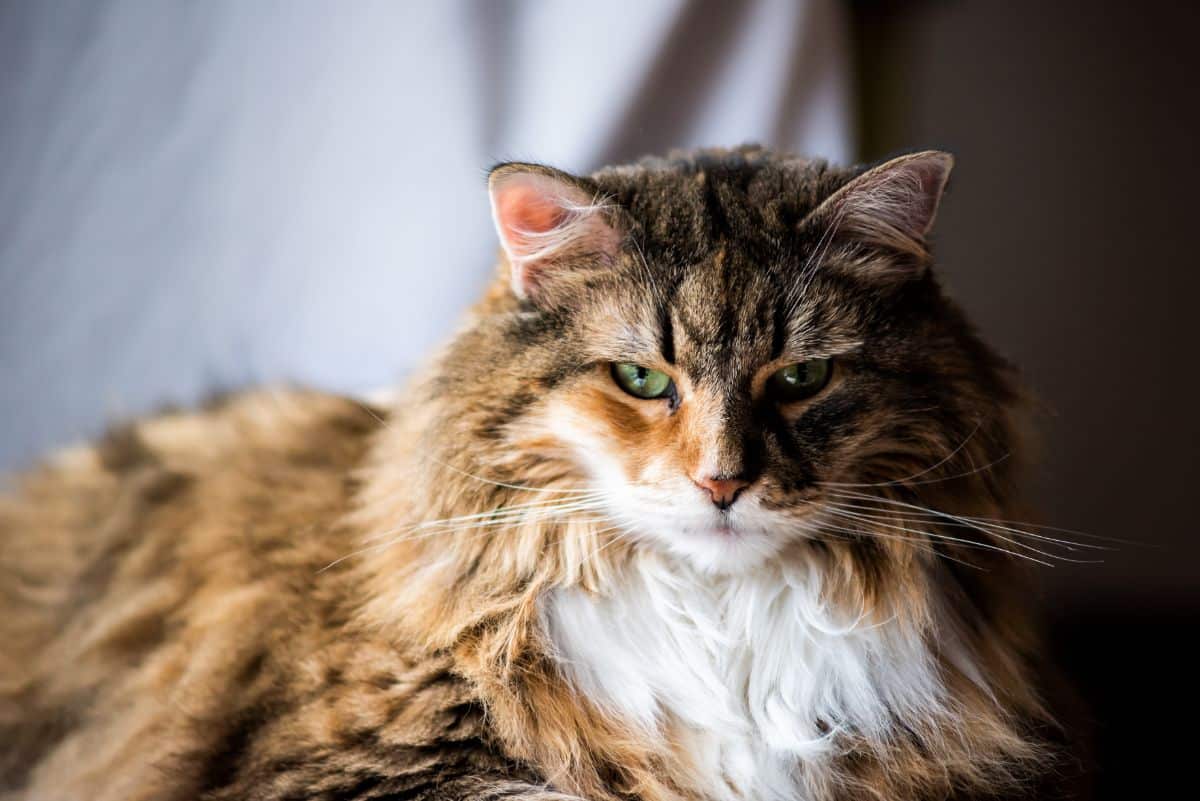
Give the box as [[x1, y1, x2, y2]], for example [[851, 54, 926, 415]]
[[418, 147, 1020, 576]]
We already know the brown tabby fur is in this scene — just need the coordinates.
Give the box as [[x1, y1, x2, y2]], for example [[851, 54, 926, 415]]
[[2, 147, 1069, 800]]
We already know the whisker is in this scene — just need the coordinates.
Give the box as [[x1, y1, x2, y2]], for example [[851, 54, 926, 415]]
[[819, 502, 1102, 566], [819, 423, 986, 488], [359, 494, 611, 543], [630, 235, 663, 305], [348, 398, 598, 497], [360, 498, 612, 546], [901, 452, 1012, 487], [817, 505, 1057, 567], [822, 499, 1065, 560], [421, 456, 602, 495], [821, 497, 1110, 554], [795, 518, 986, 571], [824, 488, 1121, 548], [322, 509, 611, 573], [320, 495, 614, 572], [792, 199, 850, 308], [572, 523, 629, 569]]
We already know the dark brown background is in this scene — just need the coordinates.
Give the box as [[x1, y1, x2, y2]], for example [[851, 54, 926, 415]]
[[853, 1, 1199, 795]]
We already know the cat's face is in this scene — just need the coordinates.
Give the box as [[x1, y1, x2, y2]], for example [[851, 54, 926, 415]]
[[533, 243, 871, 573], [447, 148, 1016, 575]]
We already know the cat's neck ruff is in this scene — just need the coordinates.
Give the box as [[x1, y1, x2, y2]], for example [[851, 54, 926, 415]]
[[543, 551, 955, 801]]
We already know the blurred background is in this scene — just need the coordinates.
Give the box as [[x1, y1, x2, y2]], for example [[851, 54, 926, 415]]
[[1, 1, 1196, 796]]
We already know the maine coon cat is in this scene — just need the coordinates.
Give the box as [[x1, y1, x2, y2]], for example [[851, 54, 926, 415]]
[[0, 147, 1080, 800]]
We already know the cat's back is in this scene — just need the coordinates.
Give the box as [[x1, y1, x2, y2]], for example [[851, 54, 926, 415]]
[[0, 389, 385, 798]]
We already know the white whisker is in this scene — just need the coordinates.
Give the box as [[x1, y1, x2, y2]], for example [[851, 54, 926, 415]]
[[422, 455, 601, 495], [796, 518, 986, 571], [817, 505, 1058, 567], [824, 489, 1116, 551], [821, 497, 1108, 555], [359, 494, 610, 543], [820, 503, 1099, 565], [318, 494, 614, 573], [820, 423, 986, 488]]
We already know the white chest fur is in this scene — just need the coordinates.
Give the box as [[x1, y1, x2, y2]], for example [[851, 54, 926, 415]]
[[543, 556, 952, 801]]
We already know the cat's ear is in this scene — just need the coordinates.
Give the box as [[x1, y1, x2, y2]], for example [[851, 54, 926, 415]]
[[809, 150, 953, 272], [488, 164, 621, 302]]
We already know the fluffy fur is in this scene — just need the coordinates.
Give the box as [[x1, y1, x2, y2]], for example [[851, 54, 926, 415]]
[[1, 147, 1078, 801]]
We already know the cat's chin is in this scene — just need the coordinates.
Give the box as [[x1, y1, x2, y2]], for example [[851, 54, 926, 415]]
[[606, 494, 805, 575], [640, 523, 793, 575]]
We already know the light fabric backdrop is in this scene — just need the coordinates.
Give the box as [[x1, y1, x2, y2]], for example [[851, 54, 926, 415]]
[[0, 0, 852, 469]]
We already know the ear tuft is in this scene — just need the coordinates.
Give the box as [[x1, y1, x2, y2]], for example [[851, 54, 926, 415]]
[[824, 150, 954, 264], [488, 165, 619, 301]]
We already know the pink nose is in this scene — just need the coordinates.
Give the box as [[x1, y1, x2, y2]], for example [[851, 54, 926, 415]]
[[693, 476, 751, 510]]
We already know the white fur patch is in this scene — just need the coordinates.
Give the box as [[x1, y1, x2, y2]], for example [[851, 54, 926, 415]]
[[538, 396, 800, 574], [543, 554, 951, 801]]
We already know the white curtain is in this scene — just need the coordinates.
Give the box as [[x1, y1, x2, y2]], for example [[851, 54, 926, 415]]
[[0, 0, 852, 469]]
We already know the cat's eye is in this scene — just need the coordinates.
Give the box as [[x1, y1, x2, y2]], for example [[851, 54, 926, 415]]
[[611, 363, 674, 400], [767, 358, 832, 402]]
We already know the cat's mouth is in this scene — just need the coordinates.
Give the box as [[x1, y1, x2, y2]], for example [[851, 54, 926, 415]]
[[605, 479, 820, 570], [709, 512, 739, 536], [681, 504, 772, 541]]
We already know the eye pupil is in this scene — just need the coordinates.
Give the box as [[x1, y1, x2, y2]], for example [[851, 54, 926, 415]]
[[612, 363, 673, 400], [769, 358, 832, 401]]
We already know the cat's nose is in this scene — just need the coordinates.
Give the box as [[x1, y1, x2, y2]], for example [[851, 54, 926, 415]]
[[693, 475, 751, 510]]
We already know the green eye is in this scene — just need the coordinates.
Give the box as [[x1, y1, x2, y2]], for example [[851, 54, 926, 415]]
[[611, 363, 674, 400], [768, 358, 832, 402]]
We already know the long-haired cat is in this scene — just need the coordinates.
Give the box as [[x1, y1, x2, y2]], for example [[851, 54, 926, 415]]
[[0, 147, 1081, 801]]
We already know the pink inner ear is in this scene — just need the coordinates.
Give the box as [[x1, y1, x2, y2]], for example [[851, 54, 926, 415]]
[[496, 184, 567, 243], [489, 169, 619, 300]]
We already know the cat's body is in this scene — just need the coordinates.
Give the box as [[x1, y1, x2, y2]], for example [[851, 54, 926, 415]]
[[2, 148, 1074, 800], [0, 393, 508, 801]]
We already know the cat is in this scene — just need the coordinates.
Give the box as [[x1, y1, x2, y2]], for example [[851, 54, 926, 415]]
[[0, 146, 1082, 801]]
